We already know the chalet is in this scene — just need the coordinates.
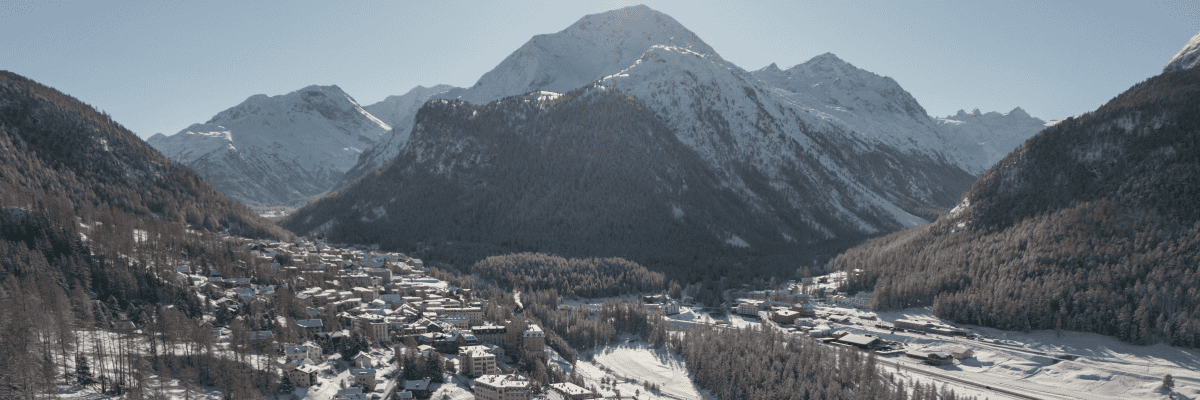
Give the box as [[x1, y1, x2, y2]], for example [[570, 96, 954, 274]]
[[352, 351, 373, 369], [284, 343, 322, 363], [948, 346, 975, 360], [403, 378, 432, 398]]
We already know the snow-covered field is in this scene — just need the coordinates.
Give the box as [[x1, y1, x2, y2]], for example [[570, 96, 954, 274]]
[[575, 336, 705, 400], [804, 303, 1199, 400]]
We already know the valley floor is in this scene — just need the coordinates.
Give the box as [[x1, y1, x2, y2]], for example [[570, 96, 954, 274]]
[[814, 305, 1198, 400]]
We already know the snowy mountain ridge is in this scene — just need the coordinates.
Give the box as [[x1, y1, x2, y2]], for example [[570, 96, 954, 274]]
[[1164, 30, 1200, 74], [290, 5, 978, 253], [341, 84, 458, 186], [148, 85, 390, 207], [437, 4, 714, 105], [934, 107, 1047, 172]]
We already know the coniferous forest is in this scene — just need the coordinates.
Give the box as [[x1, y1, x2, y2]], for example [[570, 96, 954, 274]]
[[0, 70, 291, 398], [833, 63, 1200, 347]]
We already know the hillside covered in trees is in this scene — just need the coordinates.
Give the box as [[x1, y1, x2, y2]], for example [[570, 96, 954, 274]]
[[0, 70, 293, 397], [833, 64, 1200, 346], [472, 253, 664, 298], [283, 83, 949, 280]]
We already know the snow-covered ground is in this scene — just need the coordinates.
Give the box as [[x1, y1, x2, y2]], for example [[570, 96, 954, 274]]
[[574, 336, 705, 400], [798, 302, 1199, 400]]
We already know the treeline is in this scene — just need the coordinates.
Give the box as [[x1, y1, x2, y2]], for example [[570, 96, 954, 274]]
[[833, 63, 1200, 346], [473, 252, 664, 297], [657, 324, 966, 400]]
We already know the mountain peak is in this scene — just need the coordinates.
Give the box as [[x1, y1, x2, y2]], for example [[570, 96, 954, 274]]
[[1007, 106, 1030, 118], [1164, 30, 1200, 74], [438, 5, 716, 104]]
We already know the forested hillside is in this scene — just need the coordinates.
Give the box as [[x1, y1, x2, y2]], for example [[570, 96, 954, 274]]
[[0, 70, 292, 397], [284, 85, 852, 279], [833, 65, 1200, 346], [473, 252, 664, 298]]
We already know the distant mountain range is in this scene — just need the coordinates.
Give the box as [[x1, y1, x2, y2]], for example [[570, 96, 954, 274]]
[[279, 5, 997, 270], [147, 85, 391, 207], [832, 32, 1200, 347], [935, 107, 1048, 173], [146, 6, 1047, 213]]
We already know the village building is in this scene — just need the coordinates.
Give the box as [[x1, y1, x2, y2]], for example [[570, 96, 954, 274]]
[[473, 374, 530, 400], [472, 325, 507, 348], [833, 334, 885, 350], [460, 345, 497, 377], [523, 325, 546, 358], [548, 382, 599, 400], [286, 364, 320, 388], [350, 368, 377, 391], [334, 386, 367, 400], [284, 343, 323, 363], [403, 378, 432, 398], [905, 350, 954, 365]]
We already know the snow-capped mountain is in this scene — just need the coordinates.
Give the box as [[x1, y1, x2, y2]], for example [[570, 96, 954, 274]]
[[342, 84, 457, 186], [284, 5, 977, 258], [1164, 30, 1200, 73], [148, 85, 390, 207], [935, 107, 1047, 172], [437, 4, 714, 105], [750, 54, 958, 162]]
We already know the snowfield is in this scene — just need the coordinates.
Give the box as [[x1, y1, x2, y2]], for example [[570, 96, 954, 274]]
[[577, 337, 704, 400]]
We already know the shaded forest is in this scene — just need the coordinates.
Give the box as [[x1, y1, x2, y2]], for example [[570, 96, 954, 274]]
[[834, 65, 1200, 346], [472, 252, 664, 298]]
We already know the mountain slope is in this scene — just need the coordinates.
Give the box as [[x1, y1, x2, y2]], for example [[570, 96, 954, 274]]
[[831, 55, 1200, 346], [283, 6, 977, 272], [342, 84, 456, 186], [1164, 30, 1200, 73], [935, 107, 1047, 172], [0, 70, 291, 239], [148, 85, 390, 207]]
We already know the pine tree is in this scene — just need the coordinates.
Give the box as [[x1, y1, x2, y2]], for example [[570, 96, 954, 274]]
[[75, 354, 95, 385]]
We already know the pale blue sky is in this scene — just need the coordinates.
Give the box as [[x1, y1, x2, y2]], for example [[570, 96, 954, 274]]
[[2, 0, 1196, 139]]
